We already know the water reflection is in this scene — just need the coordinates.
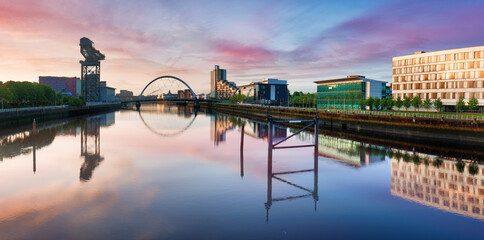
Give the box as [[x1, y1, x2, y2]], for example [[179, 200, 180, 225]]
[[138, 104, 198, 137], [210, 113, 287, 145], [79, 114, 114, 181], [0, 113, 115, 181], [1, 104, 484, 238], [391, 153, 484, 221]]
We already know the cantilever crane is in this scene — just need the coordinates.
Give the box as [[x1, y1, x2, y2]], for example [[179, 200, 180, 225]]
[[80, 37, 105, 102]]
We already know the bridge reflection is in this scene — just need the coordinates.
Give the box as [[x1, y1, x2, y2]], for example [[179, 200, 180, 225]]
[[137, 104, 198, 137]]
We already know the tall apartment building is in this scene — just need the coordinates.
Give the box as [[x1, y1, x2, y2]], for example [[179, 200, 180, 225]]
[[392, 46, 484, 110], [210, 65, 238, 99]]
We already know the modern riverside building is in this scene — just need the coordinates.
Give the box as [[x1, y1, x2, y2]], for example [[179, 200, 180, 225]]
[[116, 90, 134, 101], [314, 75, 388, 109], [392, 46, 484, 111], [210, 65, 238, 99], [239, 78, 288, 105], [39, 76, 81, 96], [100, 81, 115, 102], [391, 157, 484, 221]]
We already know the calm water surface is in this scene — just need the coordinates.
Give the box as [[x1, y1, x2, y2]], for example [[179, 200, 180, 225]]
[[0, 104, 483, 239]]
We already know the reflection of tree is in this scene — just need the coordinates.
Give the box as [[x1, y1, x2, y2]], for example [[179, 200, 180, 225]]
[[0, 120, 84, 160]]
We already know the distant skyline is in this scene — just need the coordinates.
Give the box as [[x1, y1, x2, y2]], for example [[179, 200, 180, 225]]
[[1, 0, 483, 94]]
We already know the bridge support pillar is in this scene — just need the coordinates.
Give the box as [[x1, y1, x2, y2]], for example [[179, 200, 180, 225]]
[[136, 102, 141, 111], [194, 100, 200, 109]]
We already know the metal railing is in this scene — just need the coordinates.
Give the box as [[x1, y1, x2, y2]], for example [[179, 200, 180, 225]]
[[222, 103, 484, 121], [0, 105, 67, 113]]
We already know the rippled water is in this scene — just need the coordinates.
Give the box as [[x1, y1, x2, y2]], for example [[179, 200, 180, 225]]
[[0, 103, 483, 239]]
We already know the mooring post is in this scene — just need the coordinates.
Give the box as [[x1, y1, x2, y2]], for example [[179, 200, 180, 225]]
[[240, 122, 245, 178], [33, 119, 37, 174], [266, 110, 273, 224]]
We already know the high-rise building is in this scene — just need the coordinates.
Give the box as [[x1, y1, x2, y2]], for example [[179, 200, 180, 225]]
[[392, 46, 484, 111], [314, 75, 388, 109], [210, 65, 238, 99], [39, 76, 82, 96]]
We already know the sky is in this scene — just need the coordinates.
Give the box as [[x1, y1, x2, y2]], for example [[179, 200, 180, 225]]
[[0, 0, 484, 94]]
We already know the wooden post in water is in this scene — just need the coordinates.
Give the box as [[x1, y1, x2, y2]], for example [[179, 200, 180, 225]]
[[265, 113, 273, 224], [32, 118, 36, 174], [240, 122, 245, 178]]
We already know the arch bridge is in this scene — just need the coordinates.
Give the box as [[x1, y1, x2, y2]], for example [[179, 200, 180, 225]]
[[121, 75, 219, 110]]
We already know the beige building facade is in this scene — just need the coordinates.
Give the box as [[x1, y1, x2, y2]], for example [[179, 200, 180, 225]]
[[392, 46, 484, 108]]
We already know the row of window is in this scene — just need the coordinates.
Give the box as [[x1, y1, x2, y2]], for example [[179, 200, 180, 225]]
[[394, 71, 484, 82], [393, 50, 484, 67], [317, 83, 362, 93], [393, 81, 484, 90], [392, 92, 484, 100], [396, 189, 484, 215], [394, 61, 484, 74]]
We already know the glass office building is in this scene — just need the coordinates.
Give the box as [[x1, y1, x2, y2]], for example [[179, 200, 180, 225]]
[[314, 75, 388, 109]]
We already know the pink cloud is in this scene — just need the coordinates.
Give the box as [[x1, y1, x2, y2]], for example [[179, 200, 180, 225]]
[[210, 40, 277, 67]]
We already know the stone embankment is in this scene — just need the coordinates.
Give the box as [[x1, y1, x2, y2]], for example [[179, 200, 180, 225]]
[[204, 103, 484, 150], [0, 103, 121, 128]]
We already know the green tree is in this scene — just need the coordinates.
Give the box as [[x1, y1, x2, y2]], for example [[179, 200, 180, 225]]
[[373, 98, 380, 111], [469, 163, 479, 175], [229, 94, 246, 103], [395, 96, 403, 109], [433, 98, 443, 112], [456, 97, 465, 112], [468, 97, 479, 112], [455, 160, 465, 173], [358, 97, 365, 110], [380, 98, 388, 110], [403, 96, 412, 110], [423, 98, 432, 110], [387, 98, 394, 110], [0, 82, 14, 108], [365, 97, 374, 110], [411, 96, 422, 111]]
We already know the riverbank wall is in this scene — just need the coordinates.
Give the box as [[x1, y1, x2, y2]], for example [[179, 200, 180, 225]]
[[202, 103, 484, 152], [0, 103, 121, 129]]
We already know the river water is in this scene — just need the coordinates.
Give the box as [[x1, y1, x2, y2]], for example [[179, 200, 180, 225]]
[[0, 103, 483, 239]]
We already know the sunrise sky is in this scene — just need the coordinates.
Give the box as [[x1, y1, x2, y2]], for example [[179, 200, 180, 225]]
[[1, 0, 483, 94]]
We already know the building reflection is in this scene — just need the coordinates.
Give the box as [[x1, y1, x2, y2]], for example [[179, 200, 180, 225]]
[[0, 112, 115, 181], [391, 154, 484, 221], [297, 132, 385, 167], [210, 114, 287, 145], [210, 114, 235, 145], [79, 113, 115, 181]]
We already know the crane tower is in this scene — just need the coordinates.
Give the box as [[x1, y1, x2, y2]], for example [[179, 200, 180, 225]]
[[80, 37, 105, 102]]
